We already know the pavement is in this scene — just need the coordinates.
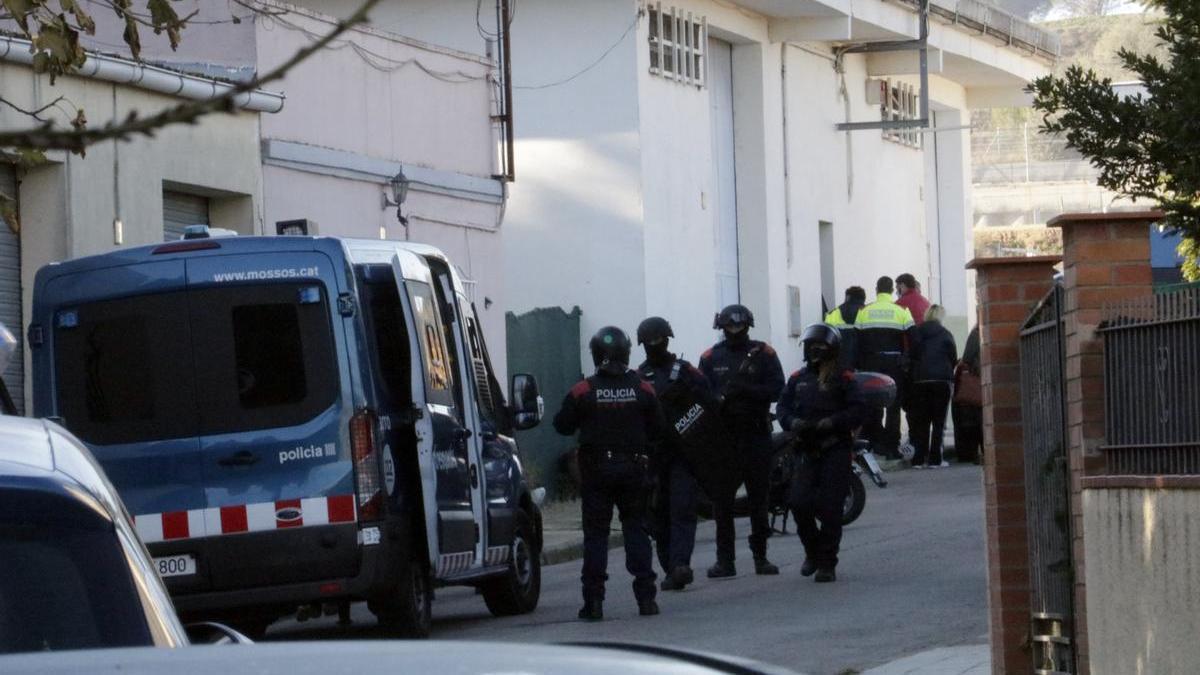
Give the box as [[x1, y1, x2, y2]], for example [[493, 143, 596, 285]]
[[269, 461, 990, 675], [861, 645, 990, 674], [537, 449, 950, 566]]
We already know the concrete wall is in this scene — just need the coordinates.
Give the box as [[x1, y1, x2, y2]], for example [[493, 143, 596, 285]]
[[0, 60, 264, 408], [1083, 487, 1200, 675]]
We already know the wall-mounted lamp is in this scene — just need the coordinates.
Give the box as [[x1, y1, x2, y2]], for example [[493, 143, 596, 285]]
[[382, 168, 411, 229]]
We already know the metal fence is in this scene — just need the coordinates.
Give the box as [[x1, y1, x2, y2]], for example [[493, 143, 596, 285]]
[[1099, 286, 1200, 475], [1018, 283, 1075, 672], [895, 0, 1061, 58]]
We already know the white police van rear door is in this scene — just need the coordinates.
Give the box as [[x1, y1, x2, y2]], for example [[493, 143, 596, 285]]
[[390, 252, 486, 577]]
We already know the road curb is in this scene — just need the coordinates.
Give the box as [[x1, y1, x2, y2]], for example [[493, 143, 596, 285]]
[[541, 532, 624, 566]]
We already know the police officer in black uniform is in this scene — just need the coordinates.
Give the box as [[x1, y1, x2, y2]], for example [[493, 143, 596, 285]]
[[555, 326, 663, 620], [699, 304, 785, 578], [636, 316, 712, 591], [777, 324, 869, 582]]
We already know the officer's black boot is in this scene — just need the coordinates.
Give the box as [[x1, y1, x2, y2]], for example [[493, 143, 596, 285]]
[[800, 558, 818, 577], [754, 556, 780, 575], [577, 599, 603, 621], [707, 560, 736, 578], [638, 598, 660, 616], [814, 568, 837, 583], [661, 565, 694, 591]]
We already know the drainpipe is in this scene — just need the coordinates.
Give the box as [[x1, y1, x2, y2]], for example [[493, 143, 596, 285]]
[[0, 36, 285, 113], [781, 43, 793, 269]]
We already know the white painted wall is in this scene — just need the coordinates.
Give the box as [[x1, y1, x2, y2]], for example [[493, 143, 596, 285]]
[[301, 0, 490, 59], [924, 106, 973, 344], [256, 7, 495, 179], [1084, 487, 1200, 675], [502, 0, 646, 370], [385, 0, 1030, 374]]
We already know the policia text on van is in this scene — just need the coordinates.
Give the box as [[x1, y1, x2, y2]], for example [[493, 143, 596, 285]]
[[30, 234, 546, 638]]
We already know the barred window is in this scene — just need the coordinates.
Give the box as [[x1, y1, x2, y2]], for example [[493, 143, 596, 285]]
[[878, 79, 922, 149], [648, 3, 706, 88]]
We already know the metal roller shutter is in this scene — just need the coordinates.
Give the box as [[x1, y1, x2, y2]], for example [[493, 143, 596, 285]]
[[163, 190, 210, 241], [0, 164, 24, 414]]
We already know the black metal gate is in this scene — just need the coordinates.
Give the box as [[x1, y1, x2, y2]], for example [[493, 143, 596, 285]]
[[1099, 286, 1200, 474], [1018, 282, 1074, 673]]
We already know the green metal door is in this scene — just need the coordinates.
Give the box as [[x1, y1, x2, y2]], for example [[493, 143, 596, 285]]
[[506, 306, 581, 500]]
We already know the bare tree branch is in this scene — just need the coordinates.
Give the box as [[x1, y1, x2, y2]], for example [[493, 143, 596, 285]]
[[0, 0, 383, 154], [0, 95, 72, 122]]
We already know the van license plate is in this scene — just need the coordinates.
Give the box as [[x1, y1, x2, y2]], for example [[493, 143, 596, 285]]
[[153, 554, 196, 578]]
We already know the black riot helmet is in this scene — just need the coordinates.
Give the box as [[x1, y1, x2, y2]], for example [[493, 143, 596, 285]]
[[713, 304, 755, 330], [636, 316, 674, 346], [589, 326, 632, 375], [801, 323, 841, 366]]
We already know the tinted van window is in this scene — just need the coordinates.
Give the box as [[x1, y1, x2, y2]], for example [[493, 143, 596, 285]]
[[190, 283, 338, 436], [358, 271, 412, 406], [54, 292, 197, 445], [54, 283, 338, 444]]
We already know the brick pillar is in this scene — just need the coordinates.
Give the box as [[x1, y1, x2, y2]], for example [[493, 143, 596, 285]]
[[1047, 210, 1161, 673], [965, 255, 1062, 675]]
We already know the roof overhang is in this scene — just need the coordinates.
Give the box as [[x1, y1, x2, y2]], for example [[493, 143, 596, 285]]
[[744, 0, 1052, 91]]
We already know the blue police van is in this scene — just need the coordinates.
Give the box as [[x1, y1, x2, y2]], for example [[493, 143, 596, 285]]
[[29, 233, 545, 637]]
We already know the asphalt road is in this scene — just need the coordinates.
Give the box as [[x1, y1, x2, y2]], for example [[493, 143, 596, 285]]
[[269, 464, 988, 675]]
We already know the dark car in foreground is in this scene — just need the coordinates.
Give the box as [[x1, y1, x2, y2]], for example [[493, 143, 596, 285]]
[[0, 416, 190, 653]]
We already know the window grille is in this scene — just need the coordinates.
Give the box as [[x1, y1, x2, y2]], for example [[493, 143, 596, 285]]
[[648, 3, 706, 88], [878, 79, 921, 149]]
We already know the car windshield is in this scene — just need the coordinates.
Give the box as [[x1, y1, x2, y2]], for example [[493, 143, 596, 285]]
[[0, 518, 151, 653], [53, 283, 338, 445]]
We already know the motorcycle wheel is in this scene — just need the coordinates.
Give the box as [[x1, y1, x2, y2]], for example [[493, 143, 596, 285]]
[[842, 472, 867, 525]]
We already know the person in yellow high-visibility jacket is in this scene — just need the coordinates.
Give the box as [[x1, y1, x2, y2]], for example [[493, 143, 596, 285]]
[[850, 276, 914, 459], [824, 286, 865, 371]]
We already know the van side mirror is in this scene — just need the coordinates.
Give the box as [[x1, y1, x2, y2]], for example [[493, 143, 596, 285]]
[[510, 373, 543, 431]]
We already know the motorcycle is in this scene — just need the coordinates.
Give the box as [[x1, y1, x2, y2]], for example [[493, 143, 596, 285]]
[[766, 432, 887, 531]]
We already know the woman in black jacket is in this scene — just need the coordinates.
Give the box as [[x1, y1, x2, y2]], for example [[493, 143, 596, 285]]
[[908, 305, 958, 468]]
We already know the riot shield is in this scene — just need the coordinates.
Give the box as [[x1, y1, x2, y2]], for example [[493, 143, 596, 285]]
[[657, 378, 743, 504]]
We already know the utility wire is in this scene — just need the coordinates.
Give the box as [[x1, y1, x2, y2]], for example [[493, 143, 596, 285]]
[[261, 12, 489, 83], [515, 11, 639, 90]]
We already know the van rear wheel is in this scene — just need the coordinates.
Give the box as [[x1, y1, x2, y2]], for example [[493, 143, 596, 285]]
[[481, 511, 541, 616], [369, 551, 432, 638]]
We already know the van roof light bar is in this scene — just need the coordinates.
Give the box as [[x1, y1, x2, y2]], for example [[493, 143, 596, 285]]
[[152, 240, 222, 255]]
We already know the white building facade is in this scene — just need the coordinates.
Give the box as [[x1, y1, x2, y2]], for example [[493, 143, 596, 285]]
[[348, 0, 1050, 369]]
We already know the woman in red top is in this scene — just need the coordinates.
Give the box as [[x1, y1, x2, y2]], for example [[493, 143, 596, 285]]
[[895, 273, 930, 325]]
